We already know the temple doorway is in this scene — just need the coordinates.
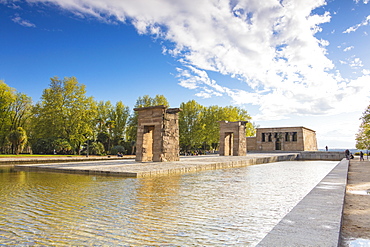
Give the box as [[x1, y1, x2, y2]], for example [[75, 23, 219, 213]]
[[225, 132, 234, 156], [275, 139, 281, 151], [143, 125, 154, 161]]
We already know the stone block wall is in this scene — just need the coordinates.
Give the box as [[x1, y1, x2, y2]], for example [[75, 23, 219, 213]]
[[135, 106, 181, 162], [249, 126, 318, 152], [219, 121, 247, 156]]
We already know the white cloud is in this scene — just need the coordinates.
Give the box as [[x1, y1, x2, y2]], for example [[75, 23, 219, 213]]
[[12, 15, 36, 27], [343, 46, 354, 52], [349, 57, 364, 68], [23, 0, 370, 122], [343, 15, 370, 33], [354, 0, 370, 4]]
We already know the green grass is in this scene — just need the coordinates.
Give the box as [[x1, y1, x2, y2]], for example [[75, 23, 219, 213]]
[[0, 154, 81, 158]]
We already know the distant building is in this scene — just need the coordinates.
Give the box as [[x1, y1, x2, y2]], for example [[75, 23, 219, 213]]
[[247, 126, 318, 151]]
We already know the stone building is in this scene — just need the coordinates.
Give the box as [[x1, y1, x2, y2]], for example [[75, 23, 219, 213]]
[[247, 126, 318, 151], [219, 121, 248, 156], [134, 105, 181, 162]]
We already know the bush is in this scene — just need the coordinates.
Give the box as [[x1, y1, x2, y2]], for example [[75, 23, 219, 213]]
[[52, 138, 72, 154], [111, 145, 125, 155], [91, 142, 105, 155], [31, 138, 54, 154]]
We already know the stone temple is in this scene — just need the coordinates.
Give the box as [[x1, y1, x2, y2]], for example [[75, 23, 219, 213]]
[[247, 126, 318, 151], [134, 105, 181, 162]]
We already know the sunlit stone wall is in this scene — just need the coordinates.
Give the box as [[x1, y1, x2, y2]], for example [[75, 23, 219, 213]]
[[219, 121, 248, 156], [134, 105, 181, 162], [247, 126, 318, 152]]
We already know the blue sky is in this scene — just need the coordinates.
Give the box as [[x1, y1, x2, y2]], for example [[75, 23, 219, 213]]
[[1, 0, 370, 149]]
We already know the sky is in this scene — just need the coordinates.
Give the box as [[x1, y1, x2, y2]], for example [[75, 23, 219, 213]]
[[1, 0, 370, 149]]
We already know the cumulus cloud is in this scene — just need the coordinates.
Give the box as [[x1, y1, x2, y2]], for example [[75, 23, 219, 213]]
[[12, 15, 36, 27], [23, 0, 370, 120]]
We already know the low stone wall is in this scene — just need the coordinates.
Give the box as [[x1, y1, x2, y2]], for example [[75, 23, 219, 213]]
[[257, 158, 349, 246], [297, 151, 345, 161]]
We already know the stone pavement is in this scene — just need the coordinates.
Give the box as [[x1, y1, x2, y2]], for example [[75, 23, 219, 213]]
[[257, 158, 349, 247], [340, 158, 370, 246]]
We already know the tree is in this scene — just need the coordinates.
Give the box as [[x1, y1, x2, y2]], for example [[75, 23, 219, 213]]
[[356, 104, 370, 150], [52, 138, 72, 154], [126, 94, 169, 142], [178, 101, 255, 152], [31, 77, 96, 154], [8, 127, 27, 155], [10, 92, 32, 130], [0, 81, 16, 152], [0, 81, 32, 153], [179, 100, 204, 151], [109, 101, 130, 146]]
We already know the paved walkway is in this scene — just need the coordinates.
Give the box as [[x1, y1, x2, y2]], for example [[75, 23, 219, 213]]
[[257, 158, 349, 247], [340, 158, 370, 246]]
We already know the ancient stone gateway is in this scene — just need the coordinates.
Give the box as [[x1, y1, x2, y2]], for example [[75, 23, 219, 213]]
[[219, 121, 248, 156], [134, 105, 181, 162]]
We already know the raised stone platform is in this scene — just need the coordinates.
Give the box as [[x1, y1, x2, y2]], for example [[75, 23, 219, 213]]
[[14, 153, 299, 177]]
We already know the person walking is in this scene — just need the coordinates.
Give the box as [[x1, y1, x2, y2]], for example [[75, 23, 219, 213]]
[[360, 151, 364, 161], [345, 149, 350, 160]]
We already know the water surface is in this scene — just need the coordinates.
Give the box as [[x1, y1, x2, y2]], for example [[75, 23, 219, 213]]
[[0, 160, 337, 246]]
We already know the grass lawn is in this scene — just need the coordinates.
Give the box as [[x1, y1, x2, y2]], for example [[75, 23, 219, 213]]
[[0, 154, 80, 158]]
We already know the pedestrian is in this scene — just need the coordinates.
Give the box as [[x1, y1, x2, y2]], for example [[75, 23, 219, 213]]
[[345, 149, 350, 160], [325, 146, 328, 151], [360, 151, 364, 161]]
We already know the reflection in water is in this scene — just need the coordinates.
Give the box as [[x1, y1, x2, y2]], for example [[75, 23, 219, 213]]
[[0, 161, 337, 246]]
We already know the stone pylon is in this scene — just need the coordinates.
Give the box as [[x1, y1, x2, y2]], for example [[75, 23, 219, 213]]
[[219, 121, 248, 156], [134, 105, 181, 162]]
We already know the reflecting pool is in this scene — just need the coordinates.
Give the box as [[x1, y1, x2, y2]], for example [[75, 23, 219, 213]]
[[0, 160, 337, 246]]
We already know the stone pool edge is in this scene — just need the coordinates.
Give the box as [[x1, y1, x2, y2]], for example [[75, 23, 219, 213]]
[[257, 158, 349, 247]]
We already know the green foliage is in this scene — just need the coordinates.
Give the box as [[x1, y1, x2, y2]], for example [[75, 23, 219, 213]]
[[0, 81, 32, 153], [90, 142, 105, 155], [94, 100, 130, 153], [179, 100, 204, 151], [52, 138, 72, 154], [126, 94, 169, 142], [8, 127, 27, 154], [31, 138, 53, 154], [0, 77, 258, 155], [356, 104, 370, 150], [179, 100, 255, 152], [31, 77, 96, 154], [111, 145, 125, 155]]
